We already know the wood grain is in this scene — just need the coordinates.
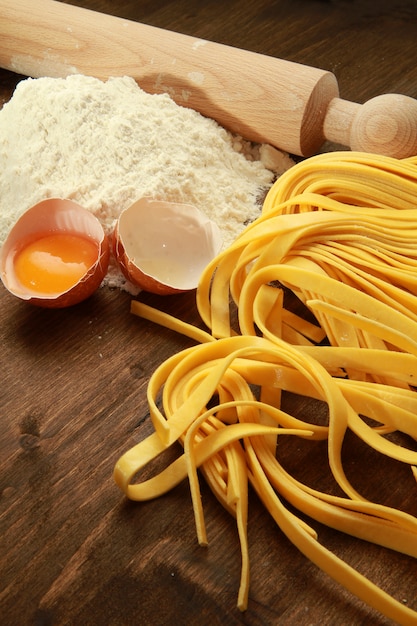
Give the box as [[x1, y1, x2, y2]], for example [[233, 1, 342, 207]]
[[1, 2, 417, 625], [0, 0, 339, 155], [1, 0, 416, 158]]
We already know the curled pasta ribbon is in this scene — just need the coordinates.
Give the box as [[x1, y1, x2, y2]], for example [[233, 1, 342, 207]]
[[262, 151, 417, 212], [196, 154, 417, 377], [115, 330, 417, 622], [115, 152, 417, 622]]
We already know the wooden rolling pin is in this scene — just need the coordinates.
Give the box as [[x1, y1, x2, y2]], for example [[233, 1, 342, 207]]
[[0, 0, 417, 158]]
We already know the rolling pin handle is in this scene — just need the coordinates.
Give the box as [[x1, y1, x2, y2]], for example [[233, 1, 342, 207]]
[[324, 93, 417, 158]]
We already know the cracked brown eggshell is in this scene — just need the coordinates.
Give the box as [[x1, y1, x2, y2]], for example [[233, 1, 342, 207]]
[[0, 198, 110, 308], [113, 198, 223, 295]]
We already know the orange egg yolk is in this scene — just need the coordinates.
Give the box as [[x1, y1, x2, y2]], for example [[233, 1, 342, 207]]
[[14, 233, 98, 294]]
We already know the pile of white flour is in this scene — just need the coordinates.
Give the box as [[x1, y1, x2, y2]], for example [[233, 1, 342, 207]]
[[0, 74, 293, 291]]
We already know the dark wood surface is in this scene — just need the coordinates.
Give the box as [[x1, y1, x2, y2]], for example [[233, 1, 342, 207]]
[[2, 2, 417, 624]]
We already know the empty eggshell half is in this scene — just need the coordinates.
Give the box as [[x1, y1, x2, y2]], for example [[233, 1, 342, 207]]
[[113, 198, 223, 295], [0, 198, 110, 308]]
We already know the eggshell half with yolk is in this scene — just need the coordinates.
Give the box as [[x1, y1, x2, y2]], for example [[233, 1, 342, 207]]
[[0, 198, 110, 308]]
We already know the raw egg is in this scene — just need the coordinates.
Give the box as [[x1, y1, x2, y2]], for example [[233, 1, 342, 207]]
[[0, 198, 110, 307], [113, 198, 223, 295]]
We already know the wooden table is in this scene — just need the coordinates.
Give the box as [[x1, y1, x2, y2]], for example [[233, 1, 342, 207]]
[[1, 2, 417, 624]]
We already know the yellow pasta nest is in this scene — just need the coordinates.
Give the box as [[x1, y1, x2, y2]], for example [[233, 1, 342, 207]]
[[114, 152, 417, 624]]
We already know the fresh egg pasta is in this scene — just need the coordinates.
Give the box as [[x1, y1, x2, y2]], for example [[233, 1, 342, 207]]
[[115, 152, 417, 623]]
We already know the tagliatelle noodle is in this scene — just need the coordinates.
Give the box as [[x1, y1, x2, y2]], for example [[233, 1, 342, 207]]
[[241, 262, 417, 353], [114, 331, 417, 622], [197, 205, 417, 344], [197, 204, 417, 373], [262, 151, 417, 212], [115, 152, 417, 622], [234, 346, 417, 464], [130, 300, 215, 344], [244, 433, 417, 625]]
